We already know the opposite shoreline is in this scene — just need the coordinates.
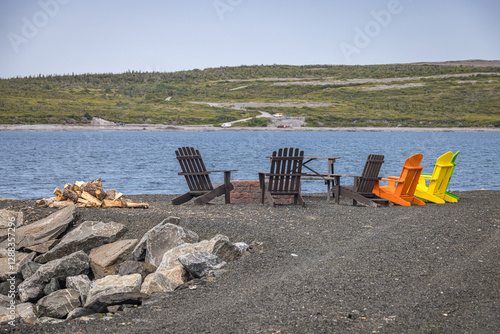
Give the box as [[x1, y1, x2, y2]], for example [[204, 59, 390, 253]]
[[1, 124, 499, 132]]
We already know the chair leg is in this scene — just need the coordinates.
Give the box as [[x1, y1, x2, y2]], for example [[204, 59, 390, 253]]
[[172, 192, 194, 205], [193, 185, 226, 205]]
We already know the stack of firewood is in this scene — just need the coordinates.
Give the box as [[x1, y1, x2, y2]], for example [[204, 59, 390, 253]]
[[36, 179, 149, 208]]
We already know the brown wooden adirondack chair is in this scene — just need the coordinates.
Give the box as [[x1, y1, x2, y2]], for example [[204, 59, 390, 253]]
[[372, 153, 426, 207], [172, 147, 235, 205], [256, 147, 306, 207], [332, 154, 391, 207]]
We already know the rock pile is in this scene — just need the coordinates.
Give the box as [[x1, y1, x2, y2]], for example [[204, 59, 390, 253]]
[[0, 206, 248, 325]]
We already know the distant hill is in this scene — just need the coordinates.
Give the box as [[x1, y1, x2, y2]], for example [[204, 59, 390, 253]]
[[1, 61, 499, 128]]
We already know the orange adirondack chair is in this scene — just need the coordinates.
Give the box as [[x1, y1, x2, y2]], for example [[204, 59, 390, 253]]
[[372, 153, 426, 207]]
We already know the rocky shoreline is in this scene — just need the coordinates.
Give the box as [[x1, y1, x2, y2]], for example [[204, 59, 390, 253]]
[[1, 191, 499, 333]]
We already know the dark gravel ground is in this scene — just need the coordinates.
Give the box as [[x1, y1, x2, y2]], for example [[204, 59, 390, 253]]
[[1, 190, 499, 333]]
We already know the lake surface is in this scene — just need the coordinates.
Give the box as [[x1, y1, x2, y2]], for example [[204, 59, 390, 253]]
[[1, 131, 499, 199]]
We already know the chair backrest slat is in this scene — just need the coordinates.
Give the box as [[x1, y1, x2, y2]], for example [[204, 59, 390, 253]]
[[396, 153, 423, 197], [357, 154, 384, 192], [176, 147, 213, 191], [267, 147, 304, 193]]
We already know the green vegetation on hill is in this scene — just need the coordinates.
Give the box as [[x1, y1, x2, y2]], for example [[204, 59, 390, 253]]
[[1, 63, 499, 127]]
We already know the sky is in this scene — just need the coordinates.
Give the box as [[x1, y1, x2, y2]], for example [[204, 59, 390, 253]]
[[0, 0, 499, 78]]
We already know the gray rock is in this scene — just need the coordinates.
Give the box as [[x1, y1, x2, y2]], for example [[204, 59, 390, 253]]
[[37, 316, 65, 324], [15, 205, 75, 250], [20, 261, 41, 280], [145, 223, 198, 267], [0, 277, 22, 296], [84, 274, 144, 313], [210, 234, 243, 262], [0, 295, 10, 307], [234, 242, 250, 254], [16, 302, 38, 324], [140, 272, 176, 295], [131, 218, 196, 268], [35, 220, 127, 263], [0, 305, 19, 324], [178, 251, 226, 278], [66, 306, 95, 320], [66, 274, 91, 304], [118, 260, 156, 280], [18, 250, 90, 303], [36, 288, 81, 319], [130, 217, 180, 261], [85, 291, 147, 313], [43, 278, 60, 296], [156, 240, 211, 272], [0, 251, 36, 281], [85, 274, 143, 312], [0, 209, 23, 243], [89, 239, 138, 279]]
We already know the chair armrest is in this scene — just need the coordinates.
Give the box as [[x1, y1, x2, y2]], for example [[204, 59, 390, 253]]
[[255, 170, 268, 176], [331, 174, 361, 178], [208, 170, 238, 173]]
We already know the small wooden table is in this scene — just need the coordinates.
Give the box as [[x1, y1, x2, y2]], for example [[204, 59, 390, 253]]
[[301, 156, 340, 200], [264, 155, 340, 200]]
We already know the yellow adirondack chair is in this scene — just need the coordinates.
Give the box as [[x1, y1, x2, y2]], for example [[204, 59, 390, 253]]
[[415, 151, 458, 203], [372, 153, 426, 207]]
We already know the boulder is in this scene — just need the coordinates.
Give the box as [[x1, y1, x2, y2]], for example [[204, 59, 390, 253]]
[[35, 220, 127, 263], [18, 250, 90, 303], [234, 242, 250, 254], [89, 239, 138, 279], [36, 289, 81, 319], [66, 275, 91, 304], [0, 251, 36, 281], [66, 307, 95, 320], [0, 209, 23, 243], [156, 240, 211, 272], [0, 295, 10, 307], [209, 234, 243, 262], [43, 278, 60, 296], [157, 266, 191, 287], [0, 277, 22, 296], [178, 251, 226, 278], [130, 217, 180, 262], [20, 261, 41, 280], [140, 272, 176, 295], [0, 305, 19, 324], [118, 260, 156, 280], [84, 274, 144, 312], [16, 302, 38, 324], [15, 205, 75, 250], [131, 218, 198, 267], [24, 239, 59, 254]]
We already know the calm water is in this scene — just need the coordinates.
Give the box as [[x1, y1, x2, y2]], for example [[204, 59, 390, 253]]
[[0, 131, 499, 199]]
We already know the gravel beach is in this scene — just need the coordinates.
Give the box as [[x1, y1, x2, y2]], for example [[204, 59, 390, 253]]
[[1, 190, 499, 333]]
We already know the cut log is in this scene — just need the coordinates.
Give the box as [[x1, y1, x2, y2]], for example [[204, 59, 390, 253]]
[[53, 187, 63, 197], [115, 192, 123, 200], [102, 199, 123, 208], [125, 202, 149, 209], [81, 191, 103, 207], [63, 189, 79, 203], [63, 183, 72, 190], [36, 197, 57, 208], [49, 200, 74, 208], [105, 190, 116, 200]]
